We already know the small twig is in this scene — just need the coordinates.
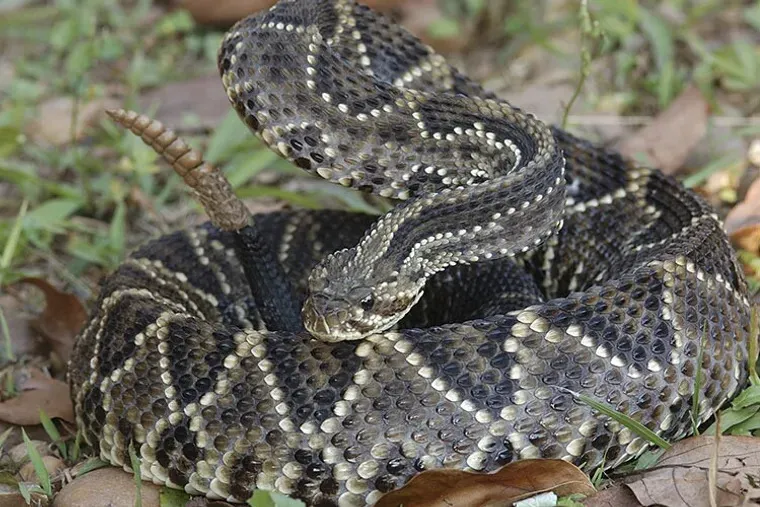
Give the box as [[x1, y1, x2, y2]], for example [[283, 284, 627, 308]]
[[561, 0, 602, 129], [708, 413, 720, 507]]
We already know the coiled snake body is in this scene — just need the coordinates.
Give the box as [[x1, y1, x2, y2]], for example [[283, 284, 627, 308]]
[[69, 0, 753, 505]]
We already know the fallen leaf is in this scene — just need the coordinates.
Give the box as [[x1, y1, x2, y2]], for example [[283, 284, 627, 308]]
[[18, 456, 65, 482], [375, 459, 595, 507], [0, 294, 46, 359], [26, 97, 120, 146], [0, 483, 39, 507], [0, 422, 50, 451], [622, 435, 760, 507], [618, 85, 709, 174], [53, 468, 161, 507], [725, 177, 760, 253], [17, 278, 87, 363], [0, 367, 74, 425], [583, 484, 643, 507], [8, 438, 51, 464]]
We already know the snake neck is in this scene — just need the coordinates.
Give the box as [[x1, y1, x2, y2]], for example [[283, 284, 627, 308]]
[[302, 153, 567, 342]]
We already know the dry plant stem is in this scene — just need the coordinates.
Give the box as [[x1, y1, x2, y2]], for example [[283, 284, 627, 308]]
[[106, 109, 303, 332], [708, 415, 720, 507]]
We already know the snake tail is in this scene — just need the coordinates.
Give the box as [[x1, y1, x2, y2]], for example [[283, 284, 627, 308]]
[[107, 108, 302, 330]]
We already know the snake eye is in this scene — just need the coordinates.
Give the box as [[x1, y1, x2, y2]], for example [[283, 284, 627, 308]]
[[360, 294, 374, 312]]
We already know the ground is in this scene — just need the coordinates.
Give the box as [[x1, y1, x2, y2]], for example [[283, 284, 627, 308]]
[[0, 0, 759, 506]]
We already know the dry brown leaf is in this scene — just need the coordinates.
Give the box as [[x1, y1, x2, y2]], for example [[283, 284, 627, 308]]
[[618, 85, 709, 174], [0, 422, 49, 450], [53, 468, 161, 507], [583, 484, 643, 507], [0, 294, 46, 359], [0, 367, 74, 425], [18, 456, 65, 482], [0, 483, 40, 507], [8, 438, 52, 463], [375, 459, 595, 507], [17, 277, 87, 363], [622, 435, 760, 507], [26, 97, 120, 146], [725, 177, 760, 253]]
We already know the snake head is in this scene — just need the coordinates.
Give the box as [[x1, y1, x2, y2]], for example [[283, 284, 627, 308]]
[[302, 248, 425, 342]]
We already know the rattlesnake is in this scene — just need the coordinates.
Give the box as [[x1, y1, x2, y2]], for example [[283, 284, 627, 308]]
[[68, 0, 753, 505]]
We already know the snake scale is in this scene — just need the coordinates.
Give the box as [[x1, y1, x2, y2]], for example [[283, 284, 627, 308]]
[[68, 0, 754, 505]]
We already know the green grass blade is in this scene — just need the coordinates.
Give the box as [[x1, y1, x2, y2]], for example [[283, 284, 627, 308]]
[[39, 410, 66, 460], [70, 431, 82, 462], [17, 481, 32, 503], [0, 306, 14, 364], [703, 405, 759, 435], [248, 490, 307, 507], [0, 199, 28, 288], [574, 392, 671, 449], [728, 384, 760, 410], [76, 457, 109, 476], [159, 487, 191, 507], [749, 308, 760, 386], [0, 427, 15, 450], [691, 333, 706, 435], [129, 444, 142, 507], [633, 448, 666, 470], [22, 428, 52, 497], [727, 411, 760, 434], [682, 153, 743, 188]]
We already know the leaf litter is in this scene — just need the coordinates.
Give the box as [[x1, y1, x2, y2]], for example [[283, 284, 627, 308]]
[[617, 85, 710, 175], [725, 176, 760, 254], [15, 277, 87, 364], [375, 459, 595, 507], [584, 435, 760, 507], [0, 367, 72, 425]]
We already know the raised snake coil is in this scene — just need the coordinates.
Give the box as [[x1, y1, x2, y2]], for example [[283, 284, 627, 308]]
[[68, 0, 753, 505]]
